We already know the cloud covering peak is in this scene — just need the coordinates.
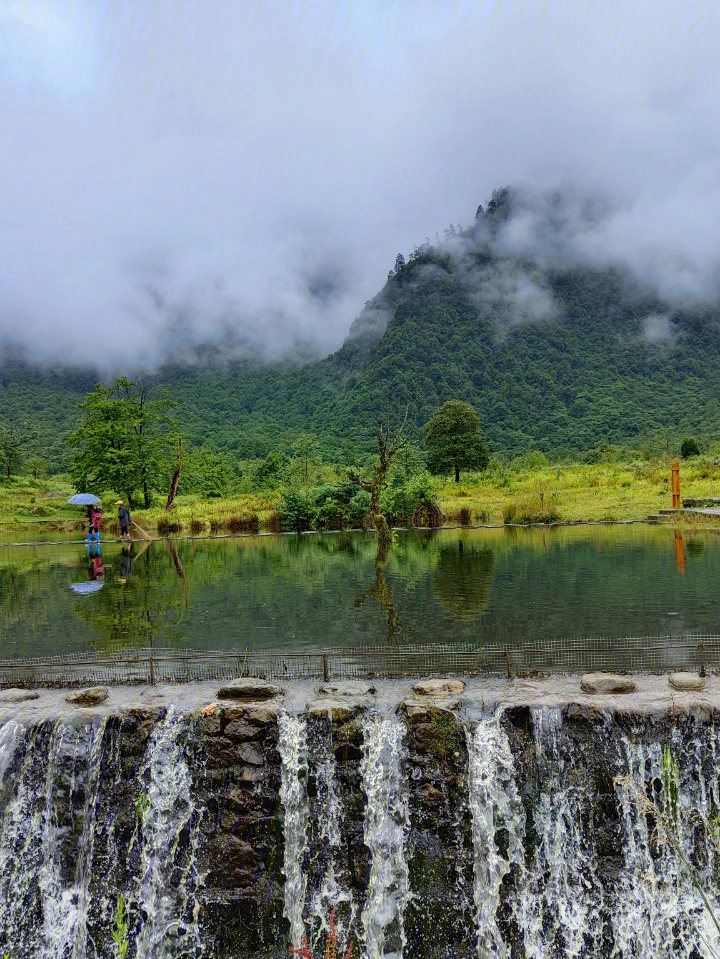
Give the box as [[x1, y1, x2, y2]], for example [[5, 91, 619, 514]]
[[2, 0, 720, 366]]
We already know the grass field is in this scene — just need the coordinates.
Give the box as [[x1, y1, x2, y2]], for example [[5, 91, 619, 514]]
[[1, 455, 720, 534]]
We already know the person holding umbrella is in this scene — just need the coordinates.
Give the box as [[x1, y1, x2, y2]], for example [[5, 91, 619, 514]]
[[67, 493, 103, 542]]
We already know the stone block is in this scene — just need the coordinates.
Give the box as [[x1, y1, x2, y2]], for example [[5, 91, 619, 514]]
[[412, 679, 465, 697], [580, 673, 637, 695], [318, 681, 376, 697], [668, 672, 706, 691], [216, 678, 283, 700], [65, 686, 109, 706]]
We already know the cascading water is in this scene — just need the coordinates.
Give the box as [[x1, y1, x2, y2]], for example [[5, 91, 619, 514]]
[[38, 718, 108, 959], [3, 692, 720, 958], [133, 705, 202, 959], [278, 712, 310, 952], [611, 736, 720, 959], [307, 748, 357, 943], [515, 708, 604, 959], [360, 715, 410, 959], [467, 712, 525, 959]]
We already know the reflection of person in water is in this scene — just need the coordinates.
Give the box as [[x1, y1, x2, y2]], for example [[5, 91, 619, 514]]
[[86, 541, 105, 580], [119, 545, 134, 584]]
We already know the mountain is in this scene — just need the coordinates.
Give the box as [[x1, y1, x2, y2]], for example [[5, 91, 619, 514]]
[[3, 189, 720, 469]]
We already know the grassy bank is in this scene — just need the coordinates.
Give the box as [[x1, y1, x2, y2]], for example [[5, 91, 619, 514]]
[[2, 454, 720, 535]]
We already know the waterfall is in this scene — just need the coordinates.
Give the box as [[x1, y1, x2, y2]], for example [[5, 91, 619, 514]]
[[467, 713, 525, 959], [279, 712, 310, 951], [612, 738, 719, 959], [308, 750, 357, 943], [134, 706, 202, 959], [360, 715, 410, 959], [516, 708, 604, 959], [0, 723, 57, 957], [38, 718, 108, 959]]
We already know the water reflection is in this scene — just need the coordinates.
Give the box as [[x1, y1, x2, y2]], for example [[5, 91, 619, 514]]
[[1, 525, 720, 659], [431, 539, 495, 621]]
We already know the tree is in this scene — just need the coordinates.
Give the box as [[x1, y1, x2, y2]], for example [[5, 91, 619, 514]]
[[0, 423, 39, 479], [348, 412, 408, 548], [68, 378, 178, 508], [24, 456, 47, 480], [292, 433, 319, 484], [424, 400, 489, 482], [680, 437, 700, 459]]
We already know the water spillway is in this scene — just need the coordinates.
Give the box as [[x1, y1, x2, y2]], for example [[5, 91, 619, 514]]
[[1, 677, 719, 958]]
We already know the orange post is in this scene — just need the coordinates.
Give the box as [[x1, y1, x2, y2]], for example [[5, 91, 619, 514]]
[[671, 462, 681, 509]]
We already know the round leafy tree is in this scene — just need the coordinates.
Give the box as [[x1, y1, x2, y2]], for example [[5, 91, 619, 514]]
[[680, 437, 700, 459], [424, 400, 489, 482]]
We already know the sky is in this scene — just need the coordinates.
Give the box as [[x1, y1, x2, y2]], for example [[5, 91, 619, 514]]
[[1, 0, 720, 366]]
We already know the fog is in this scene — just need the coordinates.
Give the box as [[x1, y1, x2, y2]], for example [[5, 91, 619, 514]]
[[2, 0, 719, 366]]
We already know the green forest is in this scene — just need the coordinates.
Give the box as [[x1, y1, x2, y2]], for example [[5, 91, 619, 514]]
[[2, 196, 719, 475]]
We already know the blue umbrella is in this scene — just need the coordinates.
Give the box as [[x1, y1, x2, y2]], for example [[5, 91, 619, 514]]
[[67, 493, 102, 506], [70, 581, 105, 594]]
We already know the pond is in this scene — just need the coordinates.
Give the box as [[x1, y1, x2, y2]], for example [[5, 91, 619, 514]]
[[0, 524, 718, 661]]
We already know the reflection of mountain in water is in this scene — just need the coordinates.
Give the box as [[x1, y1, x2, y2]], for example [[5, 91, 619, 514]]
[[431, 541, 495, 621]]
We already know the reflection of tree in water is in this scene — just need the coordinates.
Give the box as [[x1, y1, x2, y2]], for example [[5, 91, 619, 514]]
[[431, 540, 495, 621], [355, 537, 405, 644], [72, 541, 190, 651]]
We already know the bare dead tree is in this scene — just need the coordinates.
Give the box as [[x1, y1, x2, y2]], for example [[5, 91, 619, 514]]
[[165, 439, 183, 510], [348, 409, 408, 549]]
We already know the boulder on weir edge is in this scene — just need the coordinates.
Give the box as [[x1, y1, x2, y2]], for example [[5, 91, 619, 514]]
[[65, 686, 110, 706], [580, 673, 637, 695], [216, 678, 283, 700], [413, 679, 465, 697], [307, 697, 365, 721], [318, 681, 376, 697], [669, 672, 706, 692], [0, 689, 40, 704]]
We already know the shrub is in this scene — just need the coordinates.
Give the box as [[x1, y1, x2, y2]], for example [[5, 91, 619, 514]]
[[189, 518, 205, 535], [253, 452, 289, 490], [264, 510, 283, 532], [278, 483, 368, 532], [680, 437, 700, 459], [157, 517, 183, 535], [382, 471, 441, 526], [225, 512, 259, 534], [503, 497, 561, 525]]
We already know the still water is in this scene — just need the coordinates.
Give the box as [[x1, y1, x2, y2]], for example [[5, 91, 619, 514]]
[[0, 525, 718, 660]]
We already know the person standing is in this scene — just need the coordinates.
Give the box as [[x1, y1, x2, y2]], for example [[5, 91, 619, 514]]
[[117, 500, 131, 540], [88, 504, 103, 542]]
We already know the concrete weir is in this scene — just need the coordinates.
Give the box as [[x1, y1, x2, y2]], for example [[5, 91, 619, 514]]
[[1, 674, 720, 958]]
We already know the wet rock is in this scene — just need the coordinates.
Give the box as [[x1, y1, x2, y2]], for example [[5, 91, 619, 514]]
[[195, 713, 223, 736], [564, 702, 604, 722], [318, 681, 376, 697], [669, 672, 706, 691], [224, 719, 263, 742], [419, 783, 444, 808], [580, 673, 637, 695], [413, 679, 465, 697], [238, 743, 264, 766], [243, 702, 280, 724], [216, 678, 283, 700], [307, 697, 364, 721], [204, 737, 237, 768], [402, 698, 459, 721], [334, 742, 363, 762], [65, 686, 109, 706], [0, 689, 40, 704]]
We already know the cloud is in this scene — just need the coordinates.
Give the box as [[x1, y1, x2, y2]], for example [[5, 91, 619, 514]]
[[2, 0, 720, 366], [641, 313, 675, 345]]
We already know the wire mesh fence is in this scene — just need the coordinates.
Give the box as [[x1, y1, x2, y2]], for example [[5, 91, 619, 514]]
[[0, 635, 718, 688]]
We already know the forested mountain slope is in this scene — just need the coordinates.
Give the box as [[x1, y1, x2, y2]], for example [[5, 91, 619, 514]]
[[3, 194, 720, 468]]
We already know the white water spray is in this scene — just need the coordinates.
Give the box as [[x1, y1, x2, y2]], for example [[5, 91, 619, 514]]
[[360, 716, 410, 959], [134, 706, 201, 959], [467, 713, 525, 959], [279, 713, 310, 951]]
